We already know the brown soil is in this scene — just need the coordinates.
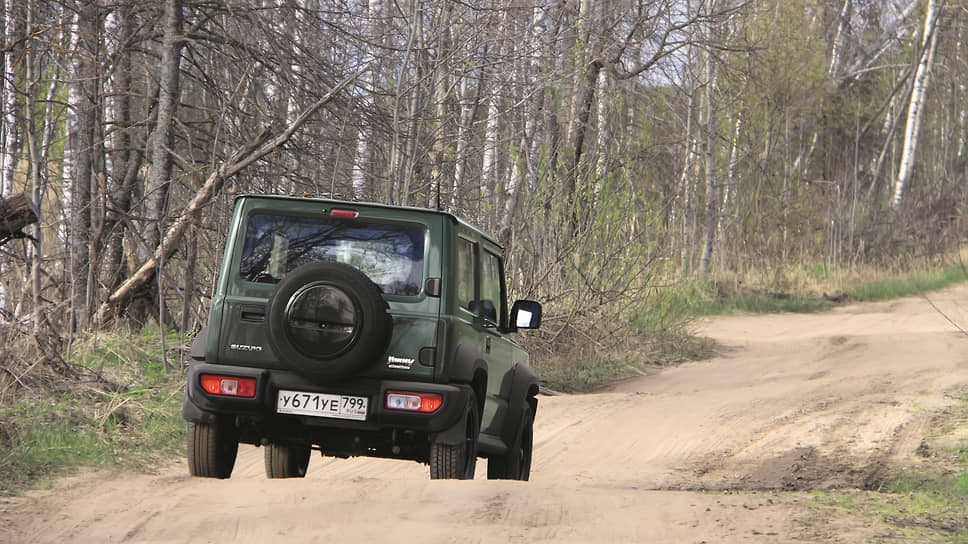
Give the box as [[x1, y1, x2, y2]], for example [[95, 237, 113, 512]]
[[3, 286, 968, 543]]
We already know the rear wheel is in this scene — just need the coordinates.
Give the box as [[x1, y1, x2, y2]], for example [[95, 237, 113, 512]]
[[187, 419, 238, 479], [430, 394, 479, 480], [264, 443, 312, 478], [487, 404, 534, 481]]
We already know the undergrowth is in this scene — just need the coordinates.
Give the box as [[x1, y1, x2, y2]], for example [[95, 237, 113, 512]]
[[0, 329, 187, 494], [542, 258, 968, 393], [649, 262, 968, 320]]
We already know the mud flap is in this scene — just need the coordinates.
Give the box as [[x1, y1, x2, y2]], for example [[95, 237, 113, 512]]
[[428, 386, 473, 447], [182, 386, 218, 424]]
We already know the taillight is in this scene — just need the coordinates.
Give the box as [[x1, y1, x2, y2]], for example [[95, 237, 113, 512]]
[[200, 374, 257, 398], [385, 392, 443, 413]]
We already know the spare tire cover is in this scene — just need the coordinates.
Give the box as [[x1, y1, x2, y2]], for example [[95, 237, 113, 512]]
[[265, 262, 392, 381]]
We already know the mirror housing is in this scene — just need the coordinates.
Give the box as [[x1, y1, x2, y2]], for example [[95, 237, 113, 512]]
[[509, 299, 542, 331]]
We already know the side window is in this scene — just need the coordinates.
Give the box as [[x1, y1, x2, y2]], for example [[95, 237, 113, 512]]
[[480, 250, 504, 326], [455, 237, 476, 313]]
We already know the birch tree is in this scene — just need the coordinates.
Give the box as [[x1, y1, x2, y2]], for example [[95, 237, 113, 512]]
[[892, 0, 944, 210]]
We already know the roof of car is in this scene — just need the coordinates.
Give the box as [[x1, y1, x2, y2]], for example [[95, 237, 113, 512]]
[[234, 193, 501, 248]]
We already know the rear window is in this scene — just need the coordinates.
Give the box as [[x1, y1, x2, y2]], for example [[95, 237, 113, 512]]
[[239, 213, 426, 296]]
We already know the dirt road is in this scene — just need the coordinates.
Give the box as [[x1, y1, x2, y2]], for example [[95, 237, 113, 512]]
[[3, 286, 968, 543]]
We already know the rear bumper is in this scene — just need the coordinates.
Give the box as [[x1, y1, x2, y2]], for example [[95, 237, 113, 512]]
[[182, 362, 470, 439]]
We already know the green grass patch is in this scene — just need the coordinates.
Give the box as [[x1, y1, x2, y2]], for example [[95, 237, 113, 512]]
[[872, 471, 968, 542], [636, 277, 835, 321], [802, 394, 968, 542], [0, 329, 187, 495], [639, 262, 968, 321], [846, 264, 968, 303], [533, 357, 639, 393]]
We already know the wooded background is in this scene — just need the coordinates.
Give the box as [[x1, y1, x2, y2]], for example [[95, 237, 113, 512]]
[[0, 0, 964, 358]]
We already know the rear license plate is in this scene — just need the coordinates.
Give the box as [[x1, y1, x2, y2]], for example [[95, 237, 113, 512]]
[[276, 390, 368, 421]]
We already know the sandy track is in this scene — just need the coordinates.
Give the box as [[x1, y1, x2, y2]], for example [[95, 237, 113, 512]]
[[3, 286, 968, 543]]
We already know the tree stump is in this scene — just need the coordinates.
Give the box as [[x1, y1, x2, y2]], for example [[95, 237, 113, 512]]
[[0, 193, 40, 245]]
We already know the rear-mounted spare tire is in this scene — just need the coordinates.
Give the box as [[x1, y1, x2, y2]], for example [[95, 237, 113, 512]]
[[266, 262, 392, 381]]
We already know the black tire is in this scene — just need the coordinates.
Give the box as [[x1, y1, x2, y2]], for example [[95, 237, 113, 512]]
[[264, 443, 312, 478], [487, 404, 534, 481], [187, 419, 238, 479], [265, 262, 392, 382], [429, 393, 480, 480]]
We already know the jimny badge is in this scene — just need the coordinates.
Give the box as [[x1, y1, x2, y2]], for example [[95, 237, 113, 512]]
[[387, 356, 415, 370]]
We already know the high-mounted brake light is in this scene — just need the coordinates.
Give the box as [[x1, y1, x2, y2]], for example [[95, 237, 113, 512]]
[[330, 209, 359, 218], [385, 392, 443, 413], [200, 374, 257, 398]]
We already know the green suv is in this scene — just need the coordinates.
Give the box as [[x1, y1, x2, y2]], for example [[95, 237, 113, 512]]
[[182, 195, 542, 480]]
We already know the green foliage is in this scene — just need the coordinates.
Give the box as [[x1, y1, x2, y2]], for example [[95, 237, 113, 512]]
[[0, 329, 187, 494]]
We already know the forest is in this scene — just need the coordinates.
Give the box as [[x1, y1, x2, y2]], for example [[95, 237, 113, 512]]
[[0, 0, 964, 379]]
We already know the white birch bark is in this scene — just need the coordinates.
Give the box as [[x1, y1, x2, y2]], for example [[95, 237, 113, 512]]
[[351, 0, 381, 200], [699, 45, 718, 274], [827, 0, 852, 77], [450, 76, 475, 210], [593, 68, 609, 200], [24, 0, 42, 332], [677, 86, 699, 270], [427, 2, 452, 209], [1, 0, 19, 197], [718, 117, 741, 243], [893, 0, 944, 209], [61, 10, 79, 248], [481, 91, 499, 221]]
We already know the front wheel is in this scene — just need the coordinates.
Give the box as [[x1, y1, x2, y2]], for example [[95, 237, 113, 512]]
[[487, 404, 534, 481], [264, 443, 312, 478], [187, 419, 238, 479], [430, 393, 479, 480]]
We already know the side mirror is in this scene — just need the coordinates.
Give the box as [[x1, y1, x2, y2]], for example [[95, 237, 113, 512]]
[[509, 299, 542, 331]]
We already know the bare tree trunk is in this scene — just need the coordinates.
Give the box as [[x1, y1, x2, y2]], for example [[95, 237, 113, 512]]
[[0, 0, 19, 198], [24, 0, 43, 335], [481, 91, 499, 223], [699, 46, 719, 274], [427, 2, 453, 210], [96, 69, 363, 324], [718, 116, 741, 252], [827, 0, 852, 77], [144, 0, 184, 252], [592, 68, 609, 200], [893, 0, 944, 210], [103, 3, 143, 291], [351, 0, 382, 200], [70, 1, 100, 331], [565, 59, 603, 237], [678, 87, 699, 272], [499, 11, 544, 245], [450, 76, 478, 211]]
